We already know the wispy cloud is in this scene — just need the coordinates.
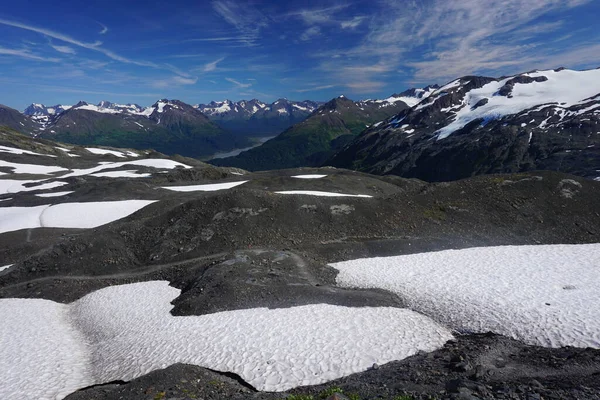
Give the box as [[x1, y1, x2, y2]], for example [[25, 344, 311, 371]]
[[295, 84, 336, 93], [288, 5, 349, 25], [51, 44, 76, 54], [202, 56, 225, 72], [225, 77, 252, 88], [0, 17, 158, 68], [211, 0, 269, 46], [152, 75, 198, 88], [314, 0, 595, 89], [300, 26, 321, 41], [0, 46, 60, 62], [340, 16, 366, 29], [98, 22, 108, 35]]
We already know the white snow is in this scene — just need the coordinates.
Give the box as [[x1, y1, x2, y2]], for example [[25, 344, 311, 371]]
[[0, 145, 55, 157], [275, 191, 372, 198], [90, 170, 151, 178], [0, 264, 13, 272], [75, 104, 120, 114], [0, 160, 68, 175], [0, 180, 68, 194], [162, 181, 248, 192], [277, 108, 289, 114], [291, 174, 327, 179], [436, 68, 600, 139], [35, 191, 75, 198], [333, 244, 600, 348], [0, 200, 156, 234], [133, 121, 144, 128], [85, 148, 126, 158], [61, 159, 192, 178], [0, 281, 452, 399]]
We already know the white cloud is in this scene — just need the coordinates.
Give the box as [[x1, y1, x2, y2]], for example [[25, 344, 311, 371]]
[[225, 77, 252, 88], [51, 44, 76, 54], [203, 56, 225, 72], [152, 75, 198, 88], [313, 0, 595, 89], [98, 23, 108, 35], [288, 5, 349, 25], [0, 18, 158, 68], [212, 0, 268, 45], [300, 26, 321, 41], [0, 46, 59, 62], [295, 84, 336, 93], [340, 16, 366, 29]]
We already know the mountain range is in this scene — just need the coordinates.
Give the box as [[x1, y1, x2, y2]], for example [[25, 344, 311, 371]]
[[209, 90, 436, 170], [195, 98, 322, 136]]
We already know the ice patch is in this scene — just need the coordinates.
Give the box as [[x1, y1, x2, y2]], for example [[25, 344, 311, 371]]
[[333, 244, 600, 348], [35, 191, 75, 198], [0, 264, 14, 272], [90, 170, 151, 178], [291, 175, 327, 179], [0, 145, 55, 157], [162, 181, 248, 192], [0, 200, 156, 234], [85, 148, 126, 158], [0, 281, 452, 398], [0, 179, 68, 194], [0, 160, 68, 175], [275, 191, 372, 198]]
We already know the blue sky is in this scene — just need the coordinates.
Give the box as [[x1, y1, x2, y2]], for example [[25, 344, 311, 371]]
[[1, 0, 599, 110]]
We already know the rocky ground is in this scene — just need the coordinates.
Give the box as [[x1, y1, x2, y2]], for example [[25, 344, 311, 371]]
[[2, 131, 600, 399]]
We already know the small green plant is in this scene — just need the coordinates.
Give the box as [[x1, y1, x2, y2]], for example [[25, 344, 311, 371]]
[[319, 386, 344, 398], [286, 395, 314, 400], [392, 395, 414, 400], [153, 392, 166, 400]]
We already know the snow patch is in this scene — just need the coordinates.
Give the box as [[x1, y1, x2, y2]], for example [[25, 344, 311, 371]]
[[162, 181, 248, 192], [0, 145, 55, 158], [275, 191, 372, 198], [291, 174, 327, 179], [333, 244, 600, 348], [0, 281, 452, 398], [0, 200, 157, 234], [35, 191, 75, 198]]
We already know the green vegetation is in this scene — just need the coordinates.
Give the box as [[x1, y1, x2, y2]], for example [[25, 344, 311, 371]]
[[211, 97, 408, 171]]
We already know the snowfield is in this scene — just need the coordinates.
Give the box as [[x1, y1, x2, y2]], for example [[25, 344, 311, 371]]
[[0, 179, 67, 194], [333, 244, 600, 348], [0, 200, 156, 234], [0, 145, 55, 157], [291, 174, 327, 179], [0, 160, 68, 175], [275, 190, 372, 198], [162, 180, 248, 192], [0, 281, 452, 399]]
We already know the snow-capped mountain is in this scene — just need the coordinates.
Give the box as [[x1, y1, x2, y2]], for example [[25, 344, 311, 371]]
[[27, 98, 248, 158], [363, 85, 440, 108], [195, 98, 322, 136], [23, 103, 72, 126], [71, 101, 149, 116], [328, 68, 600, 181], [24, 103, 72, 116], [195, 99, 268, 118]]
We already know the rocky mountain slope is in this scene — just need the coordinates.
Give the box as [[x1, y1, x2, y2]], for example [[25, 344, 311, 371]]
[[210, 93, 421, 171], [1, 128, 600, 399], [31, 99, 250, 158], [196, 98, 321, 137], [328, 68, 600, 182]]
